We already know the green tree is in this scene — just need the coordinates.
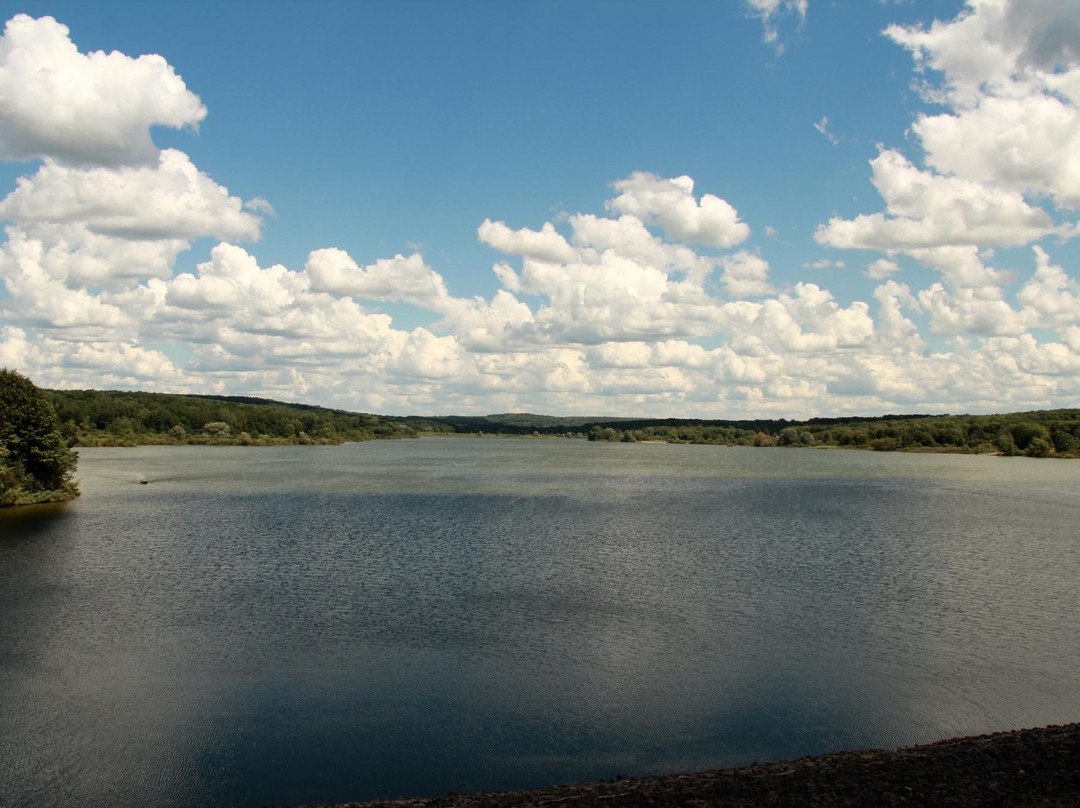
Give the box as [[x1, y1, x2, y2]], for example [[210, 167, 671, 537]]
[[1011, 422, 1049, 451], [0, 369, 79, 506], [777, 426, 800, 446], [996, 430, 1018, 456], [1051, 429, 1078, 455], [202, 421, 232, 438]]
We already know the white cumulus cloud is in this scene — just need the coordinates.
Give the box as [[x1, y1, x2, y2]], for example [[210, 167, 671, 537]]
[[306, 248, 450, 309], [0, 14, 206, 167], [606, 172, 751, 249], [886, 1, 1080, 208], [815, 149, 1058, 251], [0, 149, 262, 242], [477, 219, 577, 264]]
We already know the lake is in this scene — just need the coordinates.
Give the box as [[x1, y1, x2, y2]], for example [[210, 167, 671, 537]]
[[2, 439, 1079, 807]]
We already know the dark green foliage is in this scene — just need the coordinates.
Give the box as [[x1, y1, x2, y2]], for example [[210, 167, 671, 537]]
[[37, 385, 1080, 459], [997, 430, 1018, 456], [1010, 422, 1050, 451], [580, 408, 1080, 457], [1051, 429, 1078, 455], [1025, 437, 1052, 458], [45, 388, 421, 446], [0, 369, 79, 506]]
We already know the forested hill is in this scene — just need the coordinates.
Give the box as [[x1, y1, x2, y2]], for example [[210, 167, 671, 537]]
[[419, 410, 1080, 456], [46, 388, 423, 445], [43, 387, 1080, 456], [578, 411, 1080, 456]]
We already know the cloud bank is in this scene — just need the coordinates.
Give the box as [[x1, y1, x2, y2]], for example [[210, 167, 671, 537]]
[[1, 4, 1079, 417]]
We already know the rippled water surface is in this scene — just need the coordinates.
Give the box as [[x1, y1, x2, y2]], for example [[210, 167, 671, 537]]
[[2, 439, 1079, 807]]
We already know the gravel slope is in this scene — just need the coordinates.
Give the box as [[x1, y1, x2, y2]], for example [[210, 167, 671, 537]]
[[297, 723, 1080, 808]]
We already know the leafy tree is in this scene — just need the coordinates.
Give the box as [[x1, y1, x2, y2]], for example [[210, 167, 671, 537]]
[[996, 430, 1018, 456], [1011, 422, 1050, 451], [777, 426, 800, 446], [202, 421, 232, 438], [0, 369, 79, 506], [1051, 429, 1078, 455]]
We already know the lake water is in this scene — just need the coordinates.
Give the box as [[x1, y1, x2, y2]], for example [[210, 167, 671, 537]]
[[2, 439, 1079, 807]]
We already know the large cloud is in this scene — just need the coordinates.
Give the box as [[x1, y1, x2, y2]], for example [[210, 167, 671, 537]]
[[0, 223, 188, 288], [884, 0, 1080, 105], [0, 149, 261, 242], [306, 248, 451, 309], [606, 172, 751, 249], [477, 220, 577, 265], [912, 94, 1080, 208], [814, 149, 1058, 251], [0, 16, 261, 299], [0, 15, 206, 167], [885, 0, 1080, 208], [812, 0, 1080, 358]]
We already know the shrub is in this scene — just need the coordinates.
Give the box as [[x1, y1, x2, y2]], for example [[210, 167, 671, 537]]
[[1025, 437, 1052, 458], [870, 437, 900, 452]]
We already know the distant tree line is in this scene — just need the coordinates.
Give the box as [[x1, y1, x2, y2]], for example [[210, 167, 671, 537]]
[[32, 386, 1080, 458], [582, 411, 1080, 457], [45, 389, 422, 446]]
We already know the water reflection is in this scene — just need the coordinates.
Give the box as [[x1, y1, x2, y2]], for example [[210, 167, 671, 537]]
[[1, 441, 1079, 807]]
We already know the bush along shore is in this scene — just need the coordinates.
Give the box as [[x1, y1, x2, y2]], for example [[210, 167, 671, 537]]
[[39, 387, 1080, 457], [294, 723, 1080, 808]]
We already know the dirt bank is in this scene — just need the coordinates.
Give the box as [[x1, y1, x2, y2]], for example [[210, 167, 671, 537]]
[[297, 723, 1079, 808]]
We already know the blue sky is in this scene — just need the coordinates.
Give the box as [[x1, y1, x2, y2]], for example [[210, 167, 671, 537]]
[[1, 0, 1079, 417]]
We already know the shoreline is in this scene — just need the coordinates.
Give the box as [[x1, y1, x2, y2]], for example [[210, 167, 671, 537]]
[[299, 723, 1079, 808]]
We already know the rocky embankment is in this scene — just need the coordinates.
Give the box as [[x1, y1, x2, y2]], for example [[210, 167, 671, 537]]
[[301, 723, 1079, 808]]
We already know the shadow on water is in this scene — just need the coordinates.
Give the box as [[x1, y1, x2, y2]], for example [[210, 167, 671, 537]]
[[0, 500, 75, 540]]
